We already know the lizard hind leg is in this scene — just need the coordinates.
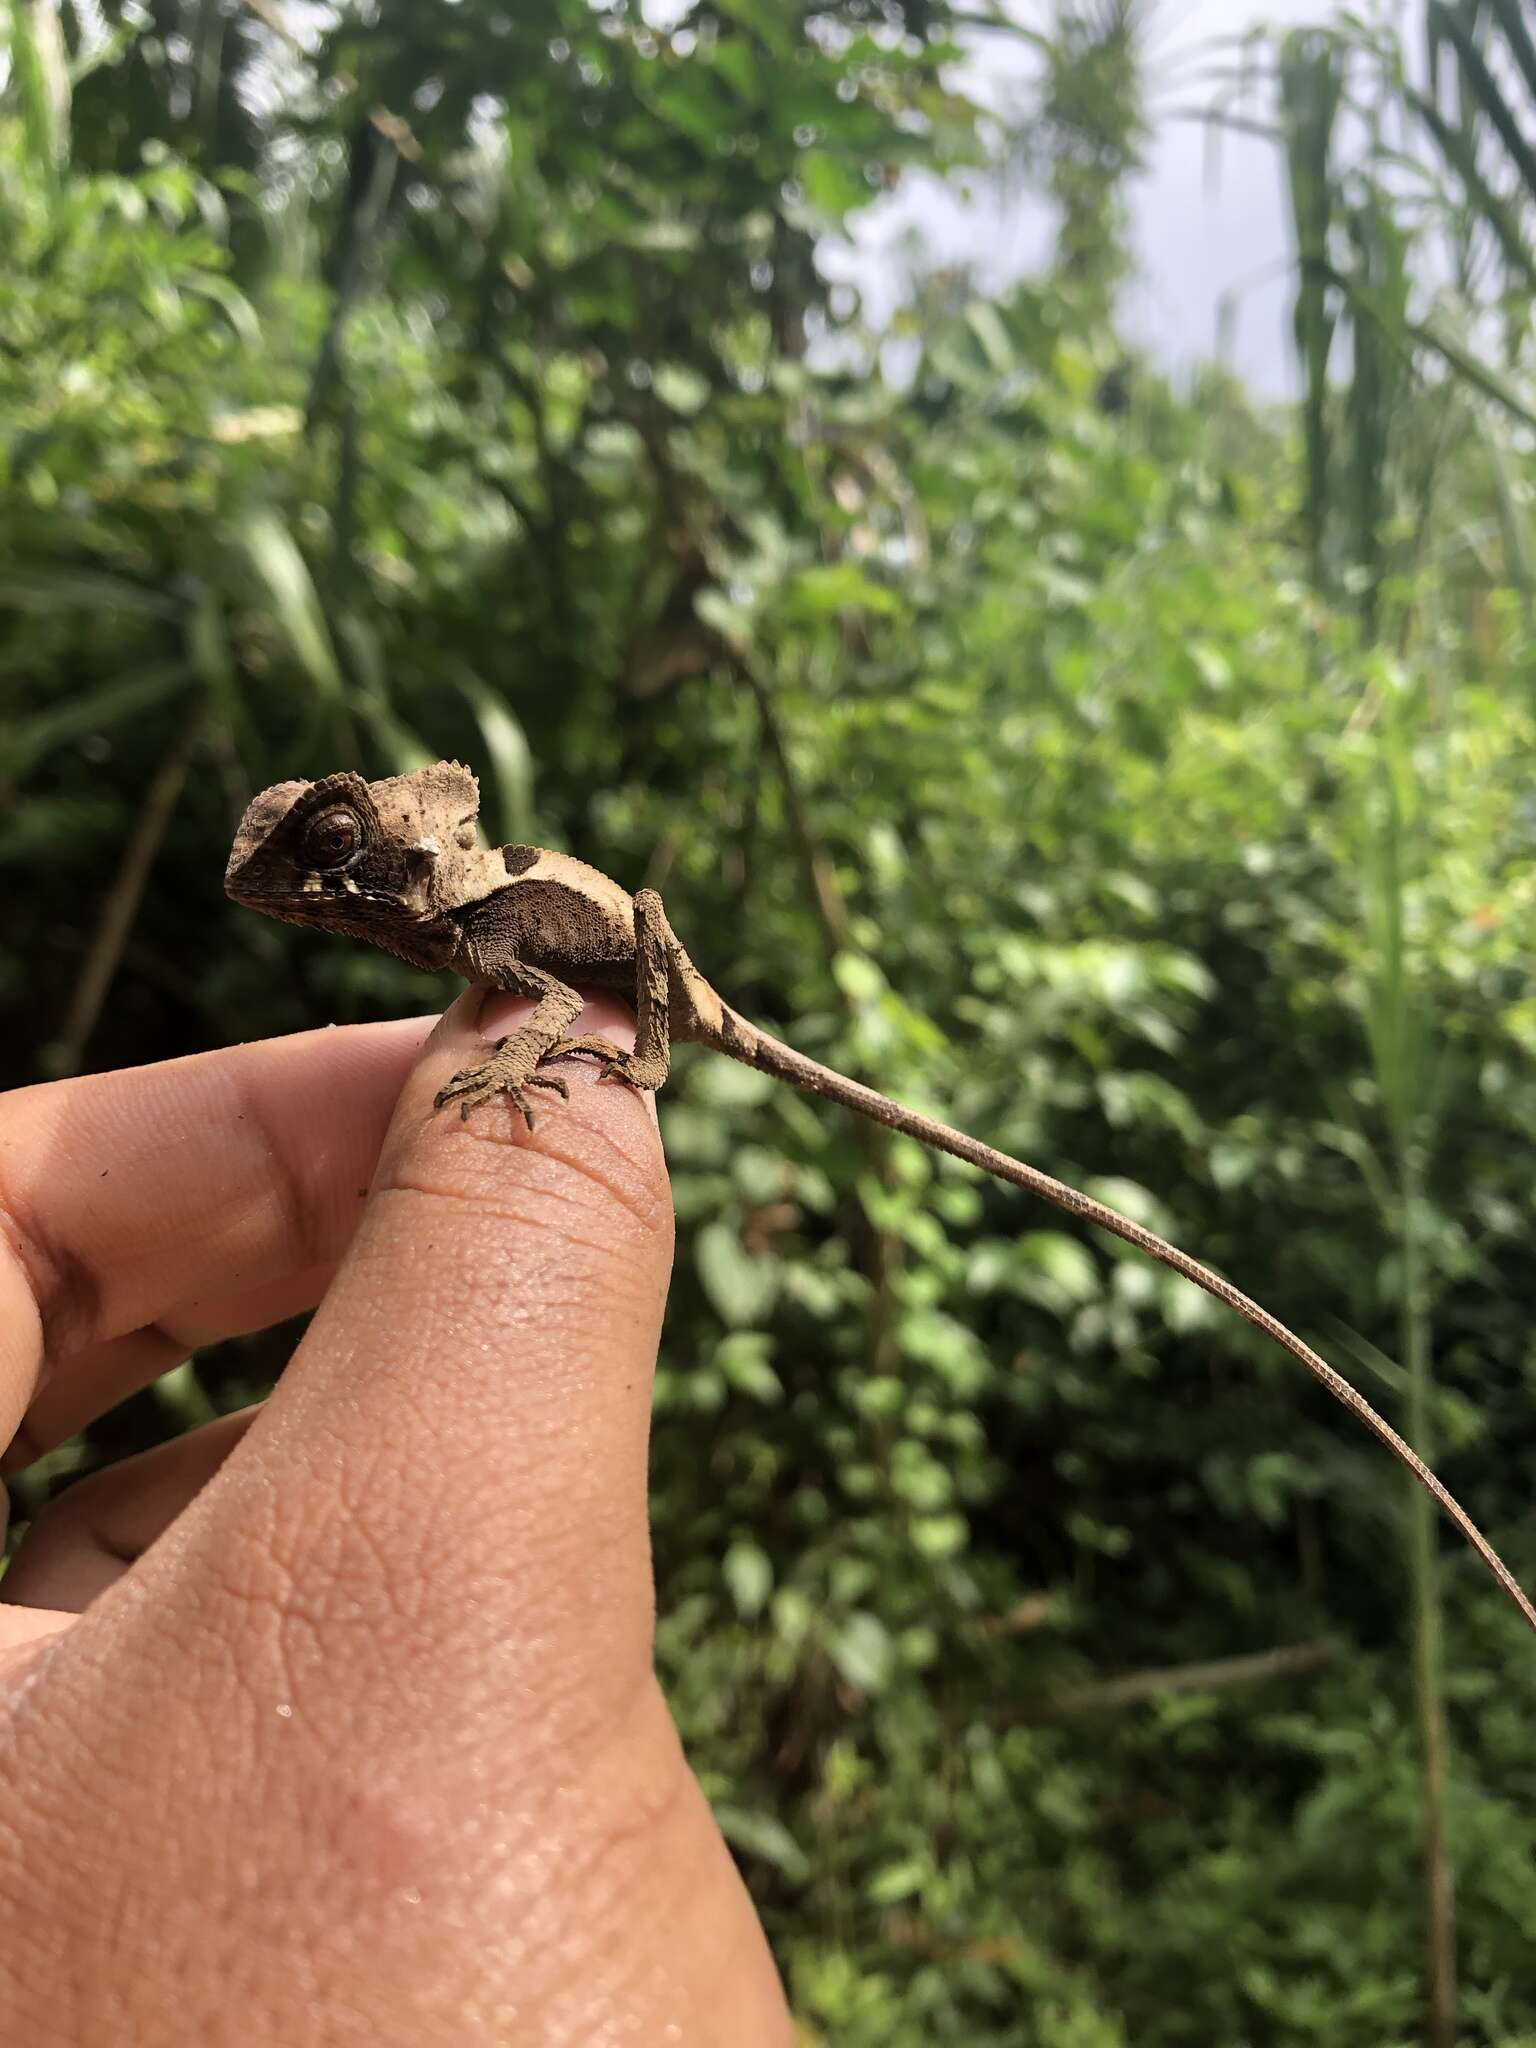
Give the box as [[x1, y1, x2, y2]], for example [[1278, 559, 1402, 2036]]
[[542, 887, 681, 1093]]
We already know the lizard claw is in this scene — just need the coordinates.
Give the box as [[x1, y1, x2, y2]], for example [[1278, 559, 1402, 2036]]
[[434, 1064, 569, 1127], [506, 1072, 572, 1130], [543, 1034, 636, 1081]]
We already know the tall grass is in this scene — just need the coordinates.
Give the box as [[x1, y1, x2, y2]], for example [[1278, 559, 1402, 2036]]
[[1359, 697, 1456, 2048], [1256, 14, 1536, 2033]]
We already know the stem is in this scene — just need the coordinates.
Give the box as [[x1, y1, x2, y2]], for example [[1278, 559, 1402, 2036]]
[[51, 716, 205, 1077], [741, 660, 851, 953], [1017, 1638, 1338, 1720], [742, 658, 899, 1377], [1400, 1140, 1456, 2048]]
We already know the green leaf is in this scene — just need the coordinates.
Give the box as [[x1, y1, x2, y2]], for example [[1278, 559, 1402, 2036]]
[[1408, 85, 1536, 293], [797, 149, 871, 218], [831, 951, 885, 1004], [697, 1223, 779, 1327], [450, 671, 535, 844], [185, 584, 245, 747], [651, 362, 711, 414], [898, 1309, 990, 1396], [1083, 1177, 1173, 1235], [723, 1539, 773, 1618], [1405, 309, 1536, 430], [1485, 0, 1536, 105], [7, 0, 69, 192], [965, 300, 1015, 374], [788, 564, 901, 618], [1017, 1232, 1101, 1306], [184, 274, 261, 346], [911, 1512, 968, 1560], [334, 614, 435, 776], [714, 1806, 810, 1883], [866, 1858, 929, 1905], [238, 514, 343, 698], [828, 1612, 894, 1693], [716, 1330, 784, 1404]]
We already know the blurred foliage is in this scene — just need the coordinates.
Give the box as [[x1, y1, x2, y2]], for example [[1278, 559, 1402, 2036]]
[[6, 2, 1536, 2042]]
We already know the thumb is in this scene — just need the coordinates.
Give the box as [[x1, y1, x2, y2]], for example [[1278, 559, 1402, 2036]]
[[2, 993, 793, 2045], [193, 983, 674, 1743]]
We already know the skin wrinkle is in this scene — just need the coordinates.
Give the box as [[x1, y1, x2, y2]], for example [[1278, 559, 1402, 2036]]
[[335, 1181, 662, 1377], [0, 1139, 252, 1379], [270, 1446, 649, 1681], [527, 1733, 737, 2047], [425, 1088, 670, 1240], [5, 1261, 336, 1470], [218, 1371, 658, 1767], [426, 1513, 651, 1681], [298, 1360, 650, 1569], [422, 1133, 667, 1244], [2, 1413, 43, 1473], [6, 1412, 256, 1601], [129, 1662, 684, 2015], [0, 1020, 427, 1390], [392, 1160, 649, 1224], [229, 1062, 354, 1298], [381, 1173, 658, 1264], [0, 1324, 185, 1470], [330, 1430, 399, 1539], [0, 1193, 79, 1390], [200, 1420, 646, 1732]]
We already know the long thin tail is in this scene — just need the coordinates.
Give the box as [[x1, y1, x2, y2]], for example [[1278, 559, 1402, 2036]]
[[720, 1007, 1536, 1637]]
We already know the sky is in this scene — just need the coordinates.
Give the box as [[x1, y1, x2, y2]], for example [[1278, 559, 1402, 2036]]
[[1121, 0, 1362, 389], [842, 0, 1410, 395]]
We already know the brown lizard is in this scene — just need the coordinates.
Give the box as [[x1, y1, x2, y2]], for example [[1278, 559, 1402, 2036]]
[[224, 761, 1536, 1637]]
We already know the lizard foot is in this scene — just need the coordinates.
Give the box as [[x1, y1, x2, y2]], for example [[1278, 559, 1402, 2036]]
[[542, 1035, 665, 1091], [544, 1032, 629, 1073], [434, 1044, 570, 1129]]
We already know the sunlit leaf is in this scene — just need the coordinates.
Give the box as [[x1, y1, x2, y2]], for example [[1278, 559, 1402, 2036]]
[[239, 513, 343, 698]]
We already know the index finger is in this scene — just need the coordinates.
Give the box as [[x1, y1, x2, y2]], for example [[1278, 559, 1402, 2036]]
[[0, 1018, 434, 1458]]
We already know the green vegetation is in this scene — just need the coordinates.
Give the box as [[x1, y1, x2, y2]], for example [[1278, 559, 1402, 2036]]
[[6, 2, 1536, 2040]]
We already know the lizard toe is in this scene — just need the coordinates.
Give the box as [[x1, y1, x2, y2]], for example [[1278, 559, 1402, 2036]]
[[543, 1033, 627, 1071]]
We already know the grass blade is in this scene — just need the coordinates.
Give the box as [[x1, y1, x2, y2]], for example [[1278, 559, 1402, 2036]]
[[1278, 29, 1344, 586], [6, 0, 69, 191], [4, 662, 194, 779], [239, 512, 343, 698], [1428, 0, 1536, 207], [1484, 0, 1536, 107], [1407, 85, 1536, 292], [451, 669, 535, 845], [0, 568, 179, 619]]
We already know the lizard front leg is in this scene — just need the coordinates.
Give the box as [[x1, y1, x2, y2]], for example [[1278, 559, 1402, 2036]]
[[434, 964, 585, 1127]]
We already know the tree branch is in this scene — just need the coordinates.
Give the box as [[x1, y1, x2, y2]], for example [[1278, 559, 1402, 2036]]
[[52, 714, 205, 1078], [1009, 1639, 1339, 1722]]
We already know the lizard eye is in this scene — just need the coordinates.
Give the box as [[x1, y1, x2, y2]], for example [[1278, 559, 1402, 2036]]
[[301, 805, 363, 871]]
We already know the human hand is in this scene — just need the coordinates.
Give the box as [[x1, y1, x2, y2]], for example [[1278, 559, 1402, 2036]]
[[0, 994, 792, 2045]]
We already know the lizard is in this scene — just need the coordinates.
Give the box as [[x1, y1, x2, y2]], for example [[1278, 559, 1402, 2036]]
[[224, 760, 1536, 1638]]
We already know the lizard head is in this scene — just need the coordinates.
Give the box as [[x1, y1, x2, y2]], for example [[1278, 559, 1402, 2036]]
[[224, 763, 483, 939]]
